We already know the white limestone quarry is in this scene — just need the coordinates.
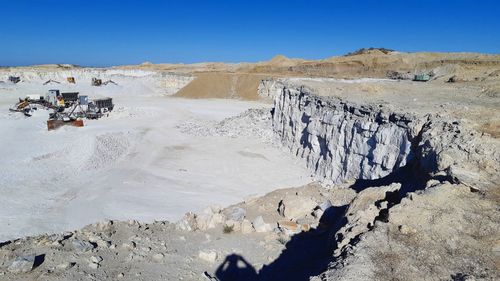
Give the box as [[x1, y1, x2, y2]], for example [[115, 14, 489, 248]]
[[0, 70, 311, 241], [0, 73, 498, 281], [270, 84, 421, 184]]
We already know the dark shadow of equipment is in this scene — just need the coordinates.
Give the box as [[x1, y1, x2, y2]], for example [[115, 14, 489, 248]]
[[213, 205, 348, 281], [215, 254, 258, 281]]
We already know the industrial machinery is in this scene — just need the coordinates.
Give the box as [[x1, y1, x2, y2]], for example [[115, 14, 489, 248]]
[[46, 89, 60, 106], [91, 78, 102, 86], [414, 74, 431, 82], [8, 89, 114, 130], [9, 93, 52, 116], [8, 76, 20, 84], [46, 118, 84, 130], [43, 79, 61, 85], [91, 78, 117, 86], [61, 92, 79, 107], [9, 99, 33, 117], [86, 97, 114, 119]]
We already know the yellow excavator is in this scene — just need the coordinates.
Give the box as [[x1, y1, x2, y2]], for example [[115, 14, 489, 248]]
[[9, 99, 32, 116]]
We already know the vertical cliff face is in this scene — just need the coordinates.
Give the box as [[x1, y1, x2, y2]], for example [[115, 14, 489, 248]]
[[258, 78, 286, 99], [266, 78, 499, 188], [271, 85, 424, 184]]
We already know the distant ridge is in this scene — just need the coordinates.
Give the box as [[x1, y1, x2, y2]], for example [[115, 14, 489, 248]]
[[344, 47, 395, 56]]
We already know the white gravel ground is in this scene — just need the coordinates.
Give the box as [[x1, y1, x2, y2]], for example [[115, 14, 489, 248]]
[[0, 72, 311, 241]]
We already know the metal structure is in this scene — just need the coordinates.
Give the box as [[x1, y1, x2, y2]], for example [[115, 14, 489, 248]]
[[91, 78, 117, 86], [9, 99, 33, 117], [86, 97, 114, 119], [61, 92, 79, 105], [414, 74, 430, 82], [46, 90, 60, 106], [8, 89, 114, 130], [9, 76, 20, 84], [43, 79, 61, 85], [79, 95, 89, 105], [91, 78, 102, 86], [102, 80, 118, 85], [94, 98, 114, 111]]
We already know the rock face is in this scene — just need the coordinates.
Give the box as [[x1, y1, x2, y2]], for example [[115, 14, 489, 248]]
[[271, 85, 420, 184], [333, 183, 401, 257], [252, 216, 273, 233], [265, 79, 499, 281], [72, 239, 96, 253], [281, 194, 318, 220], [258, 79, 287, 99], [198, 250, 218, 263], [313, 184, 500, 281], [416, 119, 500, 189], [176, 206, 226, 232], [267, 81, 500, 188], [8, 255, 36, 273]]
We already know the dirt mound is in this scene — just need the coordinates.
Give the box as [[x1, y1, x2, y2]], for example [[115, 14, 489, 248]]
[[174, 72, 268, 100], [265, 55, 304, 67], [269, 55, 292, 65]]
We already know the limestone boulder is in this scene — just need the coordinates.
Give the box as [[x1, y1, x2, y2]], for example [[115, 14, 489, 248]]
[[333, 183, 401, 257], [8, 255, 37, 274], [281, 195, 317, 220]]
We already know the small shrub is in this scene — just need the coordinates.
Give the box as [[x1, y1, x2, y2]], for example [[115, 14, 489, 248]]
[[223, 224, 234, 234], [277, 236, 288, 245]]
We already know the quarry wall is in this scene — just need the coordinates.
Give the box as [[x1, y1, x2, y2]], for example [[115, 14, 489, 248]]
[[269, 84, 422, 184], [262, 79, 499, 188]]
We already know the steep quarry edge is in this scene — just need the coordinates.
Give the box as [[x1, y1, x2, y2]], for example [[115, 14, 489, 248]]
[[271, 84, 418, 184], [268, 83, 499, 280], [268, 82, 499, 190]]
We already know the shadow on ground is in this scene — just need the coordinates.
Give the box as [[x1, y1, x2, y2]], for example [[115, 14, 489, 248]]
[[210, 158, 436, 280], [210, 205, 347, 281]]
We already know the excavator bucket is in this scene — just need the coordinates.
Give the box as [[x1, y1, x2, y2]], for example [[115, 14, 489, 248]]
[[47, 119, 84, 131]]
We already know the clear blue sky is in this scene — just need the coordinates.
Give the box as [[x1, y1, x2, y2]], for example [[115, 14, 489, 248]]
[[1, 0, 499, 66]]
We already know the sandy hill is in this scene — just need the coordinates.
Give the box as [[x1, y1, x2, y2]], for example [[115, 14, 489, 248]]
[[174, 72, 268, 100], [174, 50, 499, 100], [247, 51, 500, 78]]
